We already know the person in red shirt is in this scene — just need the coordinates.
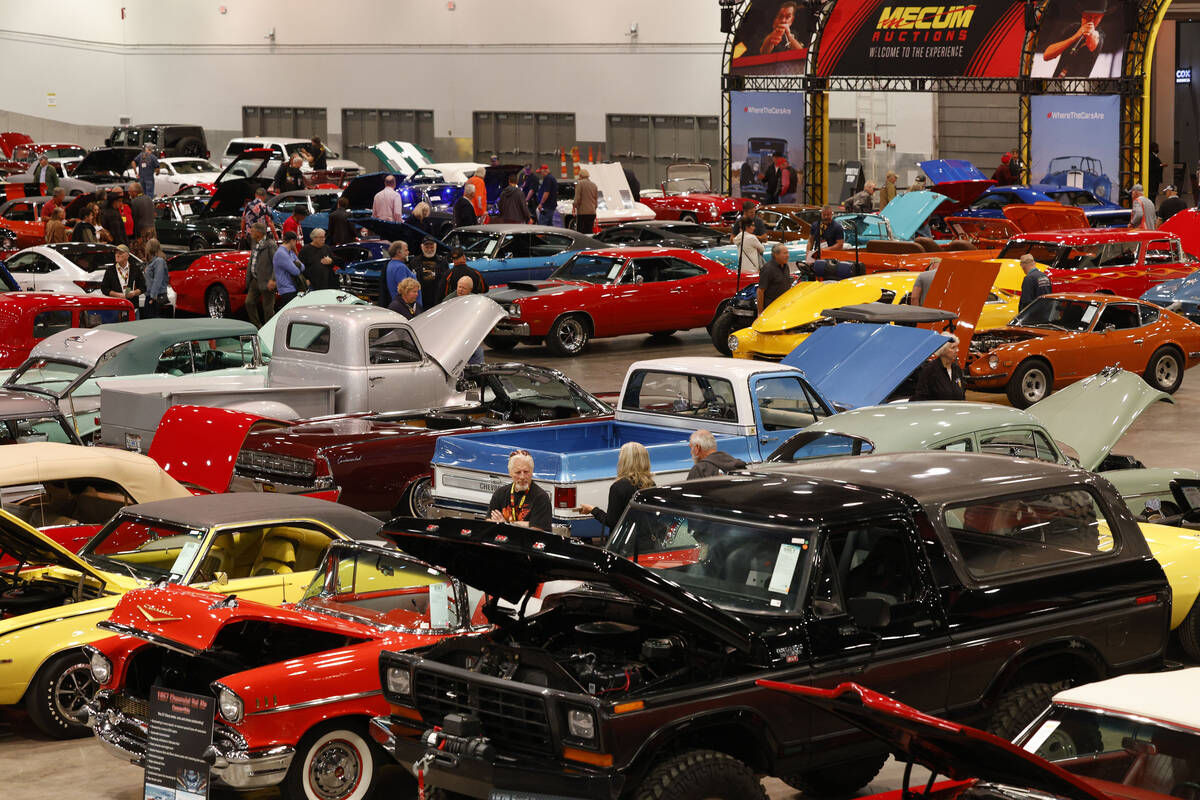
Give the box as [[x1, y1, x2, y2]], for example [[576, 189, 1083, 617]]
[[119, 194, 134, 240], [282, 208, 307, 238], [467, 168, 488, 223], [40, 187, 66, 220]]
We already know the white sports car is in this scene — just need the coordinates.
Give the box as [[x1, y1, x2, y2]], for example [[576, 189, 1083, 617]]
[[123, 157, 223, 197], [3, 243, 177, 305]]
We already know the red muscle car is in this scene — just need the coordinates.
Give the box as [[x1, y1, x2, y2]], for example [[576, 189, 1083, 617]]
[[167, 248, 250, 317], [997, 228, 1200, 299], [0, 196, 54, 248], [966, 292, 1200, 406], [486, 247, 753, 356], [638, 177, 750, 225], [87, 539, 480, 800], [0, 292, 133, 368]]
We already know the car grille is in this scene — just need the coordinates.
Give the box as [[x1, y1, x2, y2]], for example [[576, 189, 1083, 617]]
[[115, 693, 150, 722], [338, 272, 378, 301], [721, 210, 741, 221], [412, 669, 553, 756], [747, 351, 786, 362]]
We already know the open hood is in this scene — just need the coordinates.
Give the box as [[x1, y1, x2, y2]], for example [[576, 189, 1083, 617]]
[[369, 140, 432, 175], [7, 328, 137, 399], [878, 191, 950, 241], [341, 171, 404, 212], [1027, 367, 1172, 472], [1159, 207, 1200, 256], [922, 257, 1001, 362], [74, 147, 141, 178], [945, 216, 1020, 247], [781, 323, 946, 410], [204, 176, 271, 219], [149, 405, 288, 492], [918, 159, 996, 215], [408, 294, 505, 378], [382, 518, 769, 660], [355, 215, 448, 247], [0, 508, 109, 582], [585, 162, 639, 213], [1004, 203, 1088, 233], [101, 584, 377, 652], [758, 680, 1109, 800]]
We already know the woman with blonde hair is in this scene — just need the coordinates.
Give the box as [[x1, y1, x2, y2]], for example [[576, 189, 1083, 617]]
[[578, 441, 655, 531]]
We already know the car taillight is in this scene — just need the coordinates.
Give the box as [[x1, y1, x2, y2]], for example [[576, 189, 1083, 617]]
[[554, 486, 576, 509], [73, 280, 101, 292]]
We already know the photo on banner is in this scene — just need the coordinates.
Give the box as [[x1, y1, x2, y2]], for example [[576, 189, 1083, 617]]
[[729, 1, 815, 75], [1031, 95, 1119, 203], [1032, 0, 1127, 78], [730, 91, 806, 201], [814, 0, 1026, 77]]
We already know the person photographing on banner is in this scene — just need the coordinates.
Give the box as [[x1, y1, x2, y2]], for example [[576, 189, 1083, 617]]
[[759, 2, 804, 54], [487, 450, 552, 532], [1042, 4, 1106, 78]]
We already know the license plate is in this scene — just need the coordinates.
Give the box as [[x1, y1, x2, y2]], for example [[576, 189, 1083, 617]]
[[261, 482, 277, 492], [489, 793, 587, 800], [124, 433, 142, 452]]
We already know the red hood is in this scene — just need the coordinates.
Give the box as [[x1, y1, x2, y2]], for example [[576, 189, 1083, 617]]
[[102, 584, 381, 651], [933, 179, 997, 215], [1159, 207, 1200, 256], [149, 405, 289, 492], [922, 258, 1002, 364], [1005, 203, 1088, 233]]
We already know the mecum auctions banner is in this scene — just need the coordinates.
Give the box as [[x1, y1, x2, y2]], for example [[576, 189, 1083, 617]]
[[731, 92, 806, 200], [814, 0, 1027, 77], [1031, 95, 1119, 202]]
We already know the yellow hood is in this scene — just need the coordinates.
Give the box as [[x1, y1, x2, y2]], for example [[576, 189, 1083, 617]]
[[1139, 521, 1200, 629]]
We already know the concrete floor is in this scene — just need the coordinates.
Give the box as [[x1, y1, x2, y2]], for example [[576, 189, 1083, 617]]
[[4, 326, 1196, 799]]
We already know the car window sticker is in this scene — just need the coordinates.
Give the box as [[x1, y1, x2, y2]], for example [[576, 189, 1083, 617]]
[[169, 540, 202, 582], [1080, 305, 1097, 325], [768, 542, 804, 595]]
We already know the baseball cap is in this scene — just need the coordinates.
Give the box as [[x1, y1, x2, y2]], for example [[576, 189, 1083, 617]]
[[1164, 185, 1177, 193], [422, 236, 437, 245], [115, 244, 130, 253], [538, 164, 550, 171], [1131, 183, 1144, 192], [450, 247, 466, 259]]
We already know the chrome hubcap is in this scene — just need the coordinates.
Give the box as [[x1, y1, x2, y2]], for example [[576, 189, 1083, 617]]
[[1021, 369, 1047, 402], [1156, 356, 1179, 387], [53, 663, 96, 722], [557, 319, 585, 352], [310, 739, 362, 800], [411, 478, 434, 518], [207, 293, 227, 318]]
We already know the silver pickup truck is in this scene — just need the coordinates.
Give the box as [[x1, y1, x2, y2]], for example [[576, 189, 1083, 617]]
[[102, 295, 504, 451]]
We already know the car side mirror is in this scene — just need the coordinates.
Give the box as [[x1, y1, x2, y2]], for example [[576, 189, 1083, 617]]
[[214, 571, 229, 586], [847, 596, 890, 629], [1101, 324, 1115, 333]]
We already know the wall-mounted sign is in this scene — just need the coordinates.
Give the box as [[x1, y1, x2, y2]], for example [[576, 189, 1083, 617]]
[[1178, 68, 1192, 84]]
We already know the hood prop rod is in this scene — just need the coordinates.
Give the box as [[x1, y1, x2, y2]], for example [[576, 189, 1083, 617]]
[[900, 755, 939, 800]]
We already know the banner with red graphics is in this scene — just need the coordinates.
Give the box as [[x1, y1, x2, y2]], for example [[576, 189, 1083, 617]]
[[814, 0, 1027, 77]]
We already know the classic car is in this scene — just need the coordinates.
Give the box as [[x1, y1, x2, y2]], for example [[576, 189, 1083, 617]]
[[995, 228, 1200, 298], [0, 292, 133, 368], [122, 156, 222, 197], [763, 671, 1200, 800], [0, 195, 51, 247], [376, 452, 1170, 799], [1041, 154, 1115, 200], [556, 162, 656, 231], [0, 492, 382, 738], [638, 174, 750, 225], [222, 137, 362, 183], [166, 248, 250, 316], [2, 243, 177, 306], [0, 441, 193, 556], [755, 203, 822, 241], [0, 389, 80, 444], [959, 184, 1131, 227], [4, 318, 263, 440], [593, 220, 726, 249], [918, 158, 997, 215], [87, 539, 480, 800], [1137, 209, 1200, 320], [0, 131, 35, 174], [41, 146, 143, 195], [0, 143, 88, 178], [485, 247, 753, 356], [267, 188, 341, 241], [208, 362, 612, 518], [152, 149, 276, 252], [945, 203, 1091, 250], [965, 293, 1200, 406]]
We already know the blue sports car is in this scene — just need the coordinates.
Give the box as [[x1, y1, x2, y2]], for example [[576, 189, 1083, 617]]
[[267, 189, 341, 242], [957, 184, 1130, 228], [1040, 155, 1113, 202]]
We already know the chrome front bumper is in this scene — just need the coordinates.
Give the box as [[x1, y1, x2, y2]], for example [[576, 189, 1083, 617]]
[[87, 691, 295, 789]]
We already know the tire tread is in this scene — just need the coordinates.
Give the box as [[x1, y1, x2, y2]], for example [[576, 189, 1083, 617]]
[[634, 749, 766, 800]]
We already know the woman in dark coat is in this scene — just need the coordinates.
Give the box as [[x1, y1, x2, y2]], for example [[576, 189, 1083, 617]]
[[911, 337, 966, 401], [578, 442, 655, 532]]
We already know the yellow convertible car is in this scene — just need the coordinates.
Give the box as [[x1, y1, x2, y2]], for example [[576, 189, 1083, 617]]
[[0, 492, 381, 738], [730, 265, 1023, 361]]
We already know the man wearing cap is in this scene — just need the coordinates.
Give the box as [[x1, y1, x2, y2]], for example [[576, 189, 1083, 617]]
[[101, 245, 146, 308], [410, 237, 449, 306], [1042, 4, 1108, 78], [132, 144, 159, 198], [1158, 185, 1187, 223], [911, 336, 965, 401], [1130, 184, 1157, 230], [535, 164, 558, 226], [443, 247, 487, 298], [273, 230, 305, 307], [992, 153, 1017, 185], [245, 222, 278, 328]]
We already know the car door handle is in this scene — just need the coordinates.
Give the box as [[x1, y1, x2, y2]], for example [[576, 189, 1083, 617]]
[[369, 375, 385, 383], [760, 437, 771, 444], [1133, 339, 1144, 344]]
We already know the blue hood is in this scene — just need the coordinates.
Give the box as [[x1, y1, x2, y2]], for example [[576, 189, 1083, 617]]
[[877, 191, 950, 240], [918, 159, 987, 184], [781, 323, 947, 410], [1143, 272, 1200, 304]]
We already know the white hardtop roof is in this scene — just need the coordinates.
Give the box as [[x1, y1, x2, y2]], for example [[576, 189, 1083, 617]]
[[1053, 669, 1200, 733], [626, 356, 798, 381]]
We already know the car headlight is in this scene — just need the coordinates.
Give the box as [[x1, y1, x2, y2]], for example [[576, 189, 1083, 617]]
[[386, 667, 412, 696], [217, 686, 244, 723], [216, 229, 229, 243], [988, 354, 1000, 369], [89, 651, 112, 684], [566, 708, 596, 740], [727, 335, 739, 352], [507, 303, 521, 319]]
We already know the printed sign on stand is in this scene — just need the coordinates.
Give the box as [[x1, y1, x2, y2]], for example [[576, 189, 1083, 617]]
[[143, 686, 215, 800]]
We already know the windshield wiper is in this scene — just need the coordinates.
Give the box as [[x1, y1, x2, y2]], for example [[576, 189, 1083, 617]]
[[84, 553, 148, 586]]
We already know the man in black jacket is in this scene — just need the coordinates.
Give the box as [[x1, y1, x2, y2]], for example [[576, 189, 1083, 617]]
[[454, 184, 478, 228], [1158, 185, 1187, 223], [443, 247, 487, 297], [686, 430, 747, 479], [327, 196, 356, 245], [410, 237, 449, 306], [911, 336, 965, 401], [298, 228, 336, 290], [100, 245, 145, 308], [496, 172, 532, 224]]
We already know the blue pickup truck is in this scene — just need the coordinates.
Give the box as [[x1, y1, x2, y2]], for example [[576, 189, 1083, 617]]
[[430, 327, 948, 537]]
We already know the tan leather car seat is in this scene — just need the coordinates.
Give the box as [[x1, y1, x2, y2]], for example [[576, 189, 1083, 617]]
[[251, 535, 298, 576]]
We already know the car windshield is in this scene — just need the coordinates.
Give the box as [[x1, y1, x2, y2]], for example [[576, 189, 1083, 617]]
[[998, 240, 1063, 265], [767, 431, 875, 462], [664, 177, 709, 195], [7, 358, 88, 396], [608, 506, 813, 613], [551, 254, 624, 283], [171, 159, 218, 175], [309, 193, 339, 213], [1012, 297, 1099, 332], [1017, 705, 1200, 799], [445, 230, 501, 258], [80, 516, 207, 581], [0, 415, 76, 444], [1048, 156, 1096, 173], [299, 547, 467, 632], [483, 369, 609, 416]]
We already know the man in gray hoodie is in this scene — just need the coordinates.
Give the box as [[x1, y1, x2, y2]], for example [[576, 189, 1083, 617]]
[[686, 429, 748, 479]]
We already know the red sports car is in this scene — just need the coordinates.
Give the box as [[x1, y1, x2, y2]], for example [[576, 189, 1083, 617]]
[[997, 228, 1200, 298], [0, 292, 133, 368], [167, 248, 251, 318], [486, 247, 755, 356], [638, 176, 750, 225]]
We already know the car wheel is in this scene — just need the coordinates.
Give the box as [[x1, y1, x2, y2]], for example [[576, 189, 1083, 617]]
[[709, 311, 741, 356], [484, 335, 519, 352], [546, 314, 590, 357], [283, 721, 383, 800], [205, 284, 231, 319], [1006, 359, 1053, 409], [634, 749, 766, 800], [24, 650, 95, 739], [1145, 346, 1184, 394], [189, 236, 208, 251], [678, 212, 698, 224], [405, 477, 435, 518], [1178, 596, 1200, 661], [986, 680, 1067, 740], [177, 137, 205, 158], [648, 330, 677, 339], [782, 751, 888, 798]]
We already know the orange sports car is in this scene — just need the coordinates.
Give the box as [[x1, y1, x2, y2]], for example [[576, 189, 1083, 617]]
[[965, 292, 1200, 407]]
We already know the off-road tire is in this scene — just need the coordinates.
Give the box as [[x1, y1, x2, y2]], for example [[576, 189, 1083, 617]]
[[546, 314, 590, 357], [986, 680, 1067, 741], [1145, 346, 1184, 394], [782, 751, 888, 798], [1007, 359, 1053, 408], [283, 720, 384, 800], [634, 749, 766, 800], [24, 650, 95, 739]]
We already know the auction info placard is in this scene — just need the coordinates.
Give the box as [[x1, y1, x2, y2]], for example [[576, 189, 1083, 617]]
[[815, 0, 1027, 77], [143, 686, 214, 800]]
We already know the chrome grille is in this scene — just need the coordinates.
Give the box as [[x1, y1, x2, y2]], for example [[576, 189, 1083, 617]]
[[412, 669, 553, 756], [338, 272, 378, 301], [115, 693, 150, 722]]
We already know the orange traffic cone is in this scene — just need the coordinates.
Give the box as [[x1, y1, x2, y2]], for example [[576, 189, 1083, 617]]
[[560, 148, 567, 178]]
